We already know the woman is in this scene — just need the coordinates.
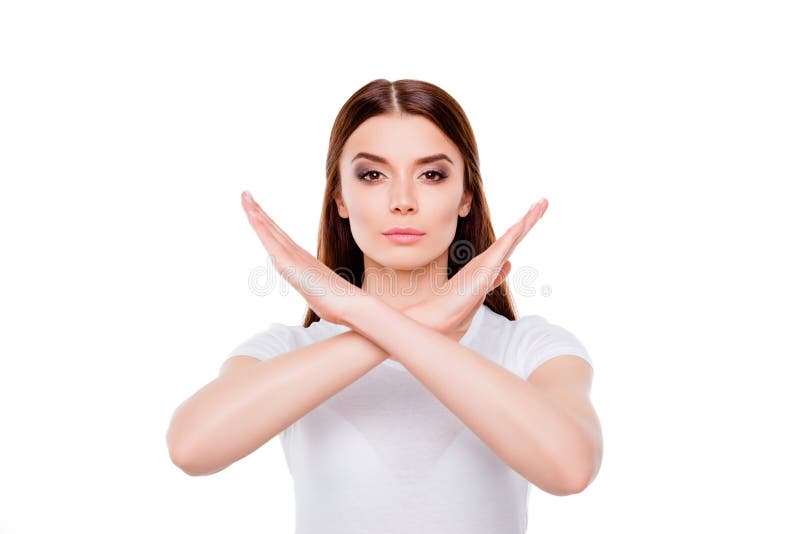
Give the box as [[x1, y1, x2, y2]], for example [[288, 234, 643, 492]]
[[167, 79, 603, 534]]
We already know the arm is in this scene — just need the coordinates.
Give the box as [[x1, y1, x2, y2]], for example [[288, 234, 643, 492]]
[[167, 329, 389, 476], [208, 191, 594, 488], [344, 295, 597, 496]]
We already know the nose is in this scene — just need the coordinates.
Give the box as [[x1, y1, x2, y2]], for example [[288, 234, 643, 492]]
[[389, 177, 417, 214]]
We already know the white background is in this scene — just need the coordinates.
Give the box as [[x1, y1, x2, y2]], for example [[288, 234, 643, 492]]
[[1, 1, 798, 532]]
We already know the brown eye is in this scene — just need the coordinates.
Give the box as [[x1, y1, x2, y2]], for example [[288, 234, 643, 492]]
[[356, 169, 448, 183], [423, 170, 448, 182], [357, 170, 382, 182]]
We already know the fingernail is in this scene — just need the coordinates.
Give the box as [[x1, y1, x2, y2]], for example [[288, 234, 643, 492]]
[[243, 190, 252, 201]]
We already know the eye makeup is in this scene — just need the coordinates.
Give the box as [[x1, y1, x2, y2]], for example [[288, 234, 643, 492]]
[[355, 168, 449, 183]]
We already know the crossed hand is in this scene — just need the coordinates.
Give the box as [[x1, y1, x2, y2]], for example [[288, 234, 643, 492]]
[[241, 190, 547, 342]]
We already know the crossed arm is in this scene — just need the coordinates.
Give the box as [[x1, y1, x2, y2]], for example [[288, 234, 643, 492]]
[[342, 295, 603, 496], [177, 190, 603, 493]]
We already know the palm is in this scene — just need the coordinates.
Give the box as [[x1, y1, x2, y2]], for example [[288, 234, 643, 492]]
[[241, 190, 547, 336], [410, 198, 548, 335], [241, 191, 364, 326]]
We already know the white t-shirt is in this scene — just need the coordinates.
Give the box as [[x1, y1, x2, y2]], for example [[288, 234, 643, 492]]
[[227, 303, 592, 534]]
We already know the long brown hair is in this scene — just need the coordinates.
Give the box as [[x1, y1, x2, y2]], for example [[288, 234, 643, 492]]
[[302, 78, 518, 327]]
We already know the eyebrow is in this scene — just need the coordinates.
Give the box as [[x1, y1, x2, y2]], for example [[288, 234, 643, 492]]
[[350, 152, 454, 166]]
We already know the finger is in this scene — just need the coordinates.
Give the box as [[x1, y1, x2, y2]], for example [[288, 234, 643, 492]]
[[495, 198, 544, 249], [498, 198, 548, 264], [242, 191, 309, 258], [241, 192, 347, 299], [512, 198, 547, 244], [243, 205, 287, 266], [469, 259, 508, 297], [458, 297, 486, 332], [240, 194, 306, 278], [459, 228, 518, 295], [241, 191, 295, 249], [491, 260, 511, 291], [474, 261, 510, 297], [521, 198, 547, 235], [242, 191, 323, 274]]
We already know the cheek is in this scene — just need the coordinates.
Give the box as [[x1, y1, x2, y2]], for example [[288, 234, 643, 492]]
[[428, 195, 462, 228], [343, 194, 384, 242], [419, 205, 461, 252], [340, 186, 372, 220], [346, 196, 380, 226]]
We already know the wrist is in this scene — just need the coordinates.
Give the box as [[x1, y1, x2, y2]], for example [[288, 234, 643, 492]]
[[402, 300, 448, 334], [340, 291, 376, 333]]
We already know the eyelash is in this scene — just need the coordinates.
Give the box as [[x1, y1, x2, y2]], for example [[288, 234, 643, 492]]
[[356, 169, 449, 183]]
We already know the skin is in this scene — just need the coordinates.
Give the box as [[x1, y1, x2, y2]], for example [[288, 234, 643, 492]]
[[334, 113, 474, 311], [238, 113, 603, 494]]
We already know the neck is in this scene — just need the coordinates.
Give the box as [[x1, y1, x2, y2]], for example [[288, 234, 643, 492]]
[[361, 257, 450, 310]]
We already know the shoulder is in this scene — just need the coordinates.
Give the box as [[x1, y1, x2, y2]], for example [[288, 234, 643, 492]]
[[514, 313, 583, 348], [226, 318, 347, 362], [479, 306, 551, 346], [483, 308, 592, 378]]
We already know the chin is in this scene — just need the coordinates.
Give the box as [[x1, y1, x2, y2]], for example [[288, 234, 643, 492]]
[[369, 255, 427, 272], [368, 245, 443, 272]]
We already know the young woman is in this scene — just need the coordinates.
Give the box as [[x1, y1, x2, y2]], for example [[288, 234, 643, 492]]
[[167, 79, 602, 534]]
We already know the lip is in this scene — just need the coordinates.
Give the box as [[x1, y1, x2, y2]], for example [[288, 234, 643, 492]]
[[384, 233, 425, 244], [383, 227, 425, 235]]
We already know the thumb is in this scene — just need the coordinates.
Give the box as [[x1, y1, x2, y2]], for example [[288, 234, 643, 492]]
[[490, 260, 511, 291]]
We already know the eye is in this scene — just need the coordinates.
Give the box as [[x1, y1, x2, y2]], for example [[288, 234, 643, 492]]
[[422, 170, 448, 182], [355, 169, 449, 183], [356, 169, 383, 183]]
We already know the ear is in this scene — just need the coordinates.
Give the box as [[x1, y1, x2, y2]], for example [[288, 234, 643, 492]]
[[334, 191, 349, 219], [458, 189, 473, 218]]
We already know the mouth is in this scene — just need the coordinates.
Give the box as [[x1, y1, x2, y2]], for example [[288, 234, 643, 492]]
[[382, 226, 426, 244], [382, 227, 425, 236], [383, 232, 426, 244]]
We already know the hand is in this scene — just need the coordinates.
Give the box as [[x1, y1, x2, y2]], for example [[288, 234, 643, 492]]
[[240, 190, 366, 327], [404, 198, 548, 342], [403, 261, 512, 343]]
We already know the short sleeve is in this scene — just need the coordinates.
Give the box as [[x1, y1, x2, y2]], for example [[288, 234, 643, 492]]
[[226, 322, 293, 361], [225, 322, 300, 448], [513, 315, 593, 379]]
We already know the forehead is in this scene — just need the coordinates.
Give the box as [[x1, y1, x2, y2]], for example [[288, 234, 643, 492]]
[[342, 114, 462, 168]]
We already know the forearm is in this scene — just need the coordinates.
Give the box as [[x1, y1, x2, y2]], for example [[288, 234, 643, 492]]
[[170, 329, 389, 476], [344, 295, 590, 495]]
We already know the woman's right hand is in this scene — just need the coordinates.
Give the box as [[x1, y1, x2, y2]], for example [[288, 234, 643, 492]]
[[241, 190, 368, 328]]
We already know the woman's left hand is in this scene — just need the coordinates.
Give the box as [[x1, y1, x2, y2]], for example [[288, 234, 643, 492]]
[[403, 197, 548, 339], [240, 190, 365, 327]]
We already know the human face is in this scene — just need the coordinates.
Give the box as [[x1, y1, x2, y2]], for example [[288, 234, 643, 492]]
[[335, 113, 473, 275]]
